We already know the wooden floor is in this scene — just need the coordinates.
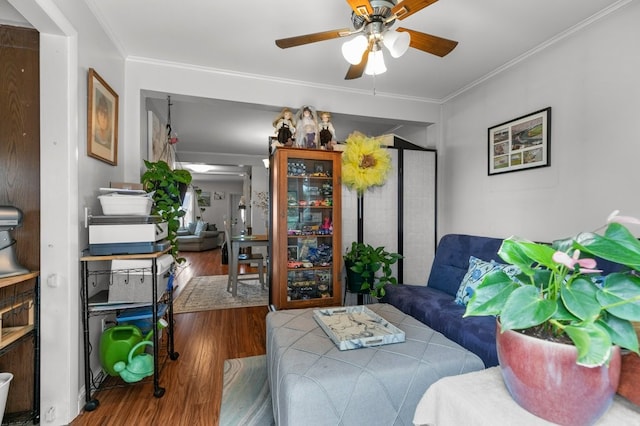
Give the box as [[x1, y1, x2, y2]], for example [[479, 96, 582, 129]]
[[71, 248, 268, 426]]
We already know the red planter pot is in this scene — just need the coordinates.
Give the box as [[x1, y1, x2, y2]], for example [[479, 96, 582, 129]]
[[496, 321, 621, 426]]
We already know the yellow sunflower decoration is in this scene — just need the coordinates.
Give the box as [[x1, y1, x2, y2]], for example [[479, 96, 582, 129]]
[[342, 132, 392, 194]]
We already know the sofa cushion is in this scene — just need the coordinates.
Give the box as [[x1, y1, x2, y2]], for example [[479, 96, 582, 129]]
[[382, 283, 498, 367], [187, 222, 197, 234], [194, 220, 208, 235], [426, 234, 505, 296]]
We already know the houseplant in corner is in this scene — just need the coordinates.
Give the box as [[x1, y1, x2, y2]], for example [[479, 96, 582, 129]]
[[344, 242, 402, 299], [141, 160, 192, 262], [464, 211, 640, 425]]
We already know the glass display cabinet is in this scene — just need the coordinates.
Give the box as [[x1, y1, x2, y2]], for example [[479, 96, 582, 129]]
[[270, 147, 342, 309]]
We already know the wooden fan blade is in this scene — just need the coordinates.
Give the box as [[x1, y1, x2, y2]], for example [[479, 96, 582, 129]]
[[397, 27, 458, 57], [392, 0, 438, 20], [346, 0, 374, 17], [345, 50, 369, 80], [275, 28, 352, 49]]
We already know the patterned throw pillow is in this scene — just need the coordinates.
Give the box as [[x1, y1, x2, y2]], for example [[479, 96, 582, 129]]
[[454, 257, 496, 306], [454, 257, 521, 306], [194, 220, 208, 235], [188, 222, 197, 234]]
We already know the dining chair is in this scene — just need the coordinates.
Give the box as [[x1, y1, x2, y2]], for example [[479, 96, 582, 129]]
[[223, 221, 265, 294]]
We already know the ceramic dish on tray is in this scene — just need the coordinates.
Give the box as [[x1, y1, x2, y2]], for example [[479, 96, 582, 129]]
[[313, 305, 405, 350]]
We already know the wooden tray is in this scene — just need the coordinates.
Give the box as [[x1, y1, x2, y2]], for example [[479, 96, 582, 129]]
[[313, 305, 405, 350]]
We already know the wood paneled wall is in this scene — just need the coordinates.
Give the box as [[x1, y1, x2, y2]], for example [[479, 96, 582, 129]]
[[0, 24, 40, 416]]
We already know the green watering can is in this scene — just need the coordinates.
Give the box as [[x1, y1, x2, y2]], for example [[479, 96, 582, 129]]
[[113, 341, 155, 383], [99, 325, 145, 377], [100, 319, 168, 377], [112, 318, 169, 383]]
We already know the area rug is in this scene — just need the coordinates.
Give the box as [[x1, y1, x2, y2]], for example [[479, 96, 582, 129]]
[[173, 275, 268, 313], [220, 355, 274, 426]]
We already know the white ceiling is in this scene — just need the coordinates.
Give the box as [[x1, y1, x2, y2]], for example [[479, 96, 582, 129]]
[[2, 0, 625, 165]]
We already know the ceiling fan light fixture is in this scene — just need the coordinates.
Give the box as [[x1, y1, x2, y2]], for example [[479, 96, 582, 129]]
[[364, 49, 387, 76], [342, 35, 368, 65], [383, 30, 410, 58]]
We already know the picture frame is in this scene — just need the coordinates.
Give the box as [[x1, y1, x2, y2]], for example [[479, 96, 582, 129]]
[[488, 107, 551, 175], [87, 68, 119, 165], [147, 110, 174, 165], [213, 191, 225, 200], [199, 191, 211, 207]]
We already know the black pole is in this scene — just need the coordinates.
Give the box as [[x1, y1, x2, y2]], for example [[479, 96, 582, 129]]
[[357, 194, 364, 244], [356, 194, 364, 304]]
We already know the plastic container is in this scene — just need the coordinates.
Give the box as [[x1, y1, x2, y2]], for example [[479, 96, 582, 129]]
[[0, 373, 12, 424], [98, 194, 153, 215], [117, 303, 168, 334]]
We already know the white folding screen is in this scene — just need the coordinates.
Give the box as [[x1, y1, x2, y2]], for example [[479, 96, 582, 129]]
[[341, 136, 436, 287], [402, 150, 436, 284]]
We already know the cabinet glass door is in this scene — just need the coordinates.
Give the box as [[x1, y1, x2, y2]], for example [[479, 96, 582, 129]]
[[285, 157, 335, 302]]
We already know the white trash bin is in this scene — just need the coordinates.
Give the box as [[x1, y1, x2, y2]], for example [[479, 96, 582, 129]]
[[0, 372, 13, 424]]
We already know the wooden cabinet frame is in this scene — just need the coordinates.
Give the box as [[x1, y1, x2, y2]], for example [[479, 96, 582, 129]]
[[270, 148, 342, 309]]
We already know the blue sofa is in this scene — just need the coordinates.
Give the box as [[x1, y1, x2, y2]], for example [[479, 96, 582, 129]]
[[382, 234, 507, 367], [382, 233, 624, 368]]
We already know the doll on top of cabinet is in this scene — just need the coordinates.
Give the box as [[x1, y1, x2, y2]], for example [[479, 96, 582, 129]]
[[296, 105, 319, 149], [318, 111, 337, 150], [273, 107, 296, 147]]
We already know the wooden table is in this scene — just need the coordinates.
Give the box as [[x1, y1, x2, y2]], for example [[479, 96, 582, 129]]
[[229, 234, 268, 296]]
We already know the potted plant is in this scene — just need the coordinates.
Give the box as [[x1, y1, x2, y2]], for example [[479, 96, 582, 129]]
[[464, 210, 640, 425], [141, 160, 192, 262], [344, 242, 403, 299]]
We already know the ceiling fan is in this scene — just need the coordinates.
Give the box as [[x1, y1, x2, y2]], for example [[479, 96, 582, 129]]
[[275, 0, 458, 80]]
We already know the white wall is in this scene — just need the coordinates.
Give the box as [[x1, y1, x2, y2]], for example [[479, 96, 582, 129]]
[[191, 180, 243, 230], [122, 58, 443, 183], [440, 1, 640, 243]]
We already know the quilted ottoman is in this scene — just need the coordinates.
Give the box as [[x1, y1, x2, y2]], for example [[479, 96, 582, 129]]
[[266, 303, 485, 425]]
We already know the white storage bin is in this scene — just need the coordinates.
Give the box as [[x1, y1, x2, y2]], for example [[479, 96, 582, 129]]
[[109, 254, 173, 303], [99, 194, 153, 216]]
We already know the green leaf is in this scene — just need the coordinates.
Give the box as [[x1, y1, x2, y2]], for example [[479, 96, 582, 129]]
[[560, 277, 601, 321], [551, 299, 579, 321], [598, 314, 639, 354], [464, 270, 519, 317], [596, 273, 640, 321], [564, 322, 612, 367], [499, 238, 556, 275], [500, 286, 556, 330], [575, 224, 640, 271]]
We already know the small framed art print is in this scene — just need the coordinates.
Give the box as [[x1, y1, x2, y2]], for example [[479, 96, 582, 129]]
[[488, 107, 551, 175]]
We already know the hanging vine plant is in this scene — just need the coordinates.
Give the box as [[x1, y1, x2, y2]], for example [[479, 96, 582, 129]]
[[341, 132, 392, 194]]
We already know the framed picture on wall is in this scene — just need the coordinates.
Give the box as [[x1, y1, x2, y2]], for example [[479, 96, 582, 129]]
[[147, 110, 175, 165], [199, 191, 211, 207], [213, 191, 225, 200], [488, 107, 551, 175], [87, 68, 119, 165]]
